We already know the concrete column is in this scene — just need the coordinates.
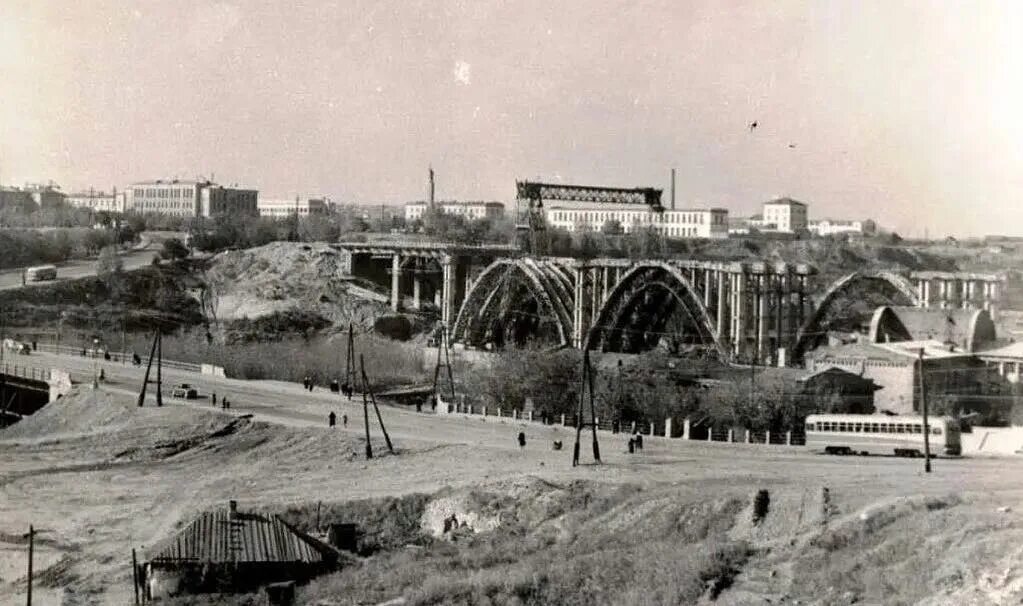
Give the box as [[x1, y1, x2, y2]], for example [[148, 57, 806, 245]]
[[572, 267, 585, 348], [990, 282, 1000, 320], [766, 430, 771, 444], [412, 274, 422, 310], [797, 276, 806, 331], [740, 272, 748, 358], [683, 418, 691, 439], [786, 431, 792, 445], [961, 280, 970, 309], [561, 413, 566, 426], [917, 279, 925, 305], [665, 418, 673, 438], [727, 428, 734, 442], [483, 406, 487, 416], [775, 273, 785, 361], [513, 409, 519, 419], [601, 266, 610, 303], [938, 280, 948, 309], [590, 267, 599, 332], [630, 421, 636, 434], [717, 270, 727, 341], [441, 258, 454, 326], [390, 253, 401, 311], [757, 275, 767, 363], [703, 269, 712, 308], [922, 280, 930, 308], [528, 410, 533, 421]]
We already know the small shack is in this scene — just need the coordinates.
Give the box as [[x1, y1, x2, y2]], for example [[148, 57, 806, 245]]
[[142, 501, 337, 600]]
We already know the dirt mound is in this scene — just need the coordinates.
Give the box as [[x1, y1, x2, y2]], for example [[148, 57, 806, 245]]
[[203, 242, 387, 327], [0, 387, 136, 440]]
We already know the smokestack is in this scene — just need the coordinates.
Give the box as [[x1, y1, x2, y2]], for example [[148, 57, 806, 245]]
[[428, 166, 435, 208], [229, 500, 238, 518], [670, 168, 676, 210]]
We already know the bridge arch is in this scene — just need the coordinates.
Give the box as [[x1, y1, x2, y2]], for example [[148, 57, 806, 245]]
[[451, 259, 573, 348], [585, 262, 724, 356], [793, 271, 919, 360]]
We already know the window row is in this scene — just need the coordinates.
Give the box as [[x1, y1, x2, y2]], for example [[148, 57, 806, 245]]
[[807, 421, 942, 435]]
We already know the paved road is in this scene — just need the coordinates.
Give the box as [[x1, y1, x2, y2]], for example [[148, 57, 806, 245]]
[[0, 231, 181, 291]]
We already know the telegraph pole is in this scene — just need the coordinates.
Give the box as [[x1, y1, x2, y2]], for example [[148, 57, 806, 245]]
[[918, 349, 932, 473]]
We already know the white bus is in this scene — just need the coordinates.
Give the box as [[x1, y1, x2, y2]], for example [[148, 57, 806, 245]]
[[25, 265, 57, 282], [805, 414, 961, 457]]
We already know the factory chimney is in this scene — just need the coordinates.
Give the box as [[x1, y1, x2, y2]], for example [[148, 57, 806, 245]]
[[428, 166, 435, 209], [670, 168, 676, 210]]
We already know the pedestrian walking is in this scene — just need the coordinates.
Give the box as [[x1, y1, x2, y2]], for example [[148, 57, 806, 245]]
[[328, 411, 336, 428], [211, 393, 217, 407], [627, 438, 635, 454], [342, 414, 348, 427], [517, 431, 526, 450], [635, 433, 643, 451]]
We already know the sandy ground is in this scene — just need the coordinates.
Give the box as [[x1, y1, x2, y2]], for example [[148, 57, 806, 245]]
[[3, 352, 1023, 604]]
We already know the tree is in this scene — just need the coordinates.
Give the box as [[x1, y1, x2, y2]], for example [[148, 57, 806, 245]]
[[96, 245, 124, 297], [601, 219, 624, 236], [160, 238, 190, 261]]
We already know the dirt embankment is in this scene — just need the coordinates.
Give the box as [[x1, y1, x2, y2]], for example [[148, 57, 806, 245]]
[[201, 242, 388, 329]]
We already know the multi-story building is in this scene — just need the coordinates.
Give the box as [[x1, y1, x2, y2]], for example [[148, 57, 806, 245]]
[[761, 198, 808, 233], [258, 197, 328, 218], [405, 201, 505, 222], [126, 180, 258, 217], [809, 218, 877, 237], [200, 185, 258, 217], [0, 183, 67, 212], [66, 189, 126, 213], [544, 206, 729, 239]]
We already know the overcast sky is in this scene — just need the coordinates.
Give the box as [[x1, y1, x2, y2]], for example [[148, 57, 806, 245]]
[[2, 1, 1021, 236]]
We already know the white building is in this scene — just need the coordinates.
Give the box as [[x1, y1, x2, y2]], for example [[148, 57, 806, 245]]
[[761, 198, 808, 233], [809, 218, 877, 237], [126, 180, 258, 217], [66, 190, 126, 213], [544, 206, 729, 239], [258, 197, 329, 218], [405, 201, 505, 222]]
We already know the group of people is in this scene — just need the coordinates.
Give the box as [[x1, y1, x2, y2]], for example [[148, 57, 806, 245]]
[[210, 393, 231, 409], [302, 376, 316, 392], [627, 433, 644, 454], [327, 411, 348, 428], [328, 379, 356, 398]]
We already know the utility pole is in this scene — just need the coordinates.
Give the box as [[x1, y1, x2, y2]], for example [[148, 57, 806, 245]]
[[361, 354, 394, 454], [431, 323, 456, 404], [919, 349, 932, 473], [572, 348, 601, 466], [344, 323, 355, 400], [26, 525, 34, 606]]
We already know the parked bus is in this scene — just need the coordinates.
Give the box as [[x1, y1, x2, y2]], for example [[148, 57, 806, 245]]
[[25, 265, 57, 282], [805, 414, 961, 457]]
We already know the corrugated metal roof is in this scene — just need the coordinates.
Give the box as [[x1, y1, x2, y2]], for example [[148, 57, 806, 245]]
[[146, 506, 328, 565]]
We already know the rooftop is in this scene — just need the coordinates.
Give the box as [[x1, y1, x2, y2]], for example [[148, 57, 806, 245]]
[[145, 502, 334, 565], [763, 197, 807, 207]]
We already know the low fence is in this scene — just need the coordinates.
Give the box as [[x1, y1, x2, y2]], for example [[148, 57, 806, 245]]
[[33, 343, 204, 374], [0, 363, 51, 382], [436, 398, 806, 447]]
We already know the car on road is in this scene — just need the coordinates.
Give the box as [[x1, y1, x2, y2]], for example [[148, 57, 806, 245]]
[[171, 383, 199, 399]]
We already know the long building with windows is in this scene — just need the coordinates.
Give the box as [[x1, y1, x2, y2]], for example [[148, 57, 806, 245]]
[[126, 180, 257, 217], [66, 189, 126, 213], [405, 201, 505, 222], [258, 197, 329, 218], [544, 206, 729, 239]]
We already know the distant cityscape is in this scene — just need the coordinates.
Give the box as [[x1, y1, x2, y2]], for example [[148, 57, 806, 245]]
[[0, 169, 881, 241]]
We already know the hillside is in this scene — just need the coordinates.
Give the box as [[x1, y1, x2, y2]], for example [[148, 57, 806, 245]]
[[201, 242, 390, 329], [3, 386, 1023, 604]]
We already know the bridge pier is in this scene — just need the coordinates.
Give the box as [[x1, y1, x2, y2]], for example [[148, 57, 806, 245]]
[[390, 253, 401, 311]]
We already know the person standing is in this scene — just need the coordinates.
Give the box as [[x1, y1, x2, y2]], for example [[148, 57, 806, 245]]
[[342, 413, 348, 427], [517, 431, 526, 450], [328, 411, 336, 428], [211, 393, 217, 407]]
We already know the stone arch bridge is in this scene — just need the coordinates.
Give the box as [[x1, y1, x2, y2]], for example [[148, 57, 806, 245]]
[[451, 257, 816, 364]]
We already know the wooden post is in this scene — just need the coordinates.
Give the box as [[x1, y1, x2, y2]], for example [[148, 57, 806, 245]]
[[362, 355, 394, 454], [155, 331, 163, 407], [132, 548, 140, 605], [136, 330, 159, 407], [27, 525, 33, 606], [919, 349, 932, 473]]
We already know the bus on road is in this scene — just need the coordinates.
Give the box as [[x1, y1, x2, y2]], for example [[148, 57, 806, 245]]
[[805, 414, 961, 457], [25, 265, 58, 282]]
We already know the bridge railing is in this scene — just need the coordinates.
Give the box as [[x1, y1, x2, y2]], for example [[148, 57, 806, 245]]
[[32, 343, 202, 373], [1, 363, 50, 382]]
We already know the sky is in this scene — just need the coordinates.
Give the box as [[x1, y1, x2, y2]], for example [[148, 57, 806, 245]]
[[1, 0, 1021, 237]]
